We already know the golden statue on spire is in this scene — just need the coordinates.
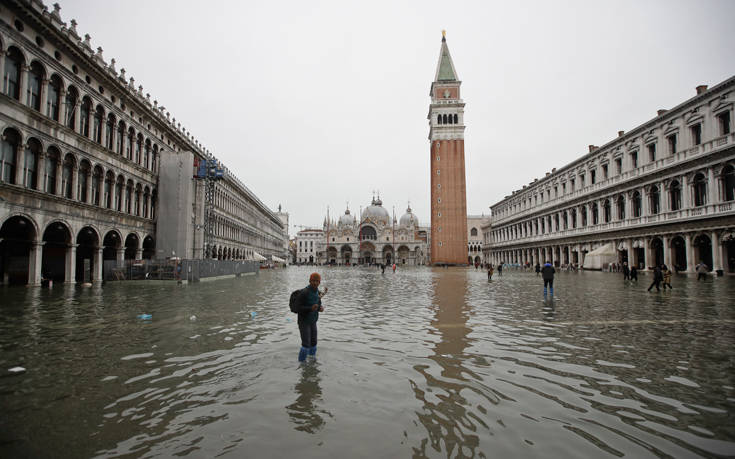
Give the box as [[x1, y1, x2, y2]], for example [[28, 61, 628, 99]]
[[442, 30, 446, 38]]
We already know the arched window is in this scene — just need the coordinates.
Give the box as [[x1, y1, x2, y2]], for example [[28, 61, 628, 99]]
[[437, 114, 442, 125], [134, 184, 142, 216], [650, 186, 660, 214], [144, 139, 151, 169], [127, 128, 135, 160], [454, 113, 458, 124], [47, 75, 62, 121], [116, 121, 126, 154], [617, 195, 625, 219], [152, 145, 158, 173], [442, 114, 447, 124], [93, 105, 104, 143], [80, 97, 92, 137], [603, 199, 611, 223], [571, 209, 577, 228], [3, 47, 23, 100], [1, 129, 20, 184], [135, 134, 143, 164], [360, 226, 377, 240], [24, 138, 41, 189], [91, 166, 102, 205], [143, 186, 150, 218], [78, 161, 90, 202], [470, 227, 478, 237], [723, 165, 735, 201], [27, 62, 45, 111], [44, 147, 60, 194], [105, 113, 115, 150], [62, 154, 74, 199], [632, 191, 642, 217], [115, 175, 124, 211], [693, 173, 707, 206], [65, 87, 78, 129], [670, 180, 681, 211], [104, 171, 114, 208], [592, 203, 599, 224]]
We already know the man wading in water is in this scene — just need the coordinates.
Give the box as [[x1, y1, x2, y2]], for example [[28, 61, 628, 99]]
[[296, 273, 327, 362]]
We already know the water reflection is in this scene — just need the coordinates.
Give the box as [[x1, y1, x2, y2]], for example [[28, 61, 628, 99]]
[[285, 362, 332, 433], [411, 268, 480, 457]]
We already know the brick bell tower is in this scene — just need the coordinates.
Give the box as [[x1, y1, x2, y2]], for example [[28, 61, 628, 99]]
[[428, 31, 468, 266]]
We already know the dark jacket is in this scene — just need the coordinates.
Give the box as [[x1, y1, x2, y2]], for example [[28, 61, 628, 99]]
[[296, 286, 321, 325], [541, 265, 555, 280], [653, 267, 663, 282]]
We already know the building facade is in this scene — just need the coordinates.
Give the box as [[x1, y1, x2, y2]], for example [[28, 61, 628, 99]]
[[489, 78, 735, 273], [467, 214, 487, 266], [0, 0, 286, 285], [428, 32, 468, 265], [295, 228, 323, 264]]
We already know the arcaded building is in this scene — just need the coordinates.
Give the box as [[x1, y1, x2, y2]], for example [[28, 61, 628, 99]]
[[0, 1, 286, 285], [489, 77, 735, 273], [428, 32, 468, 265]]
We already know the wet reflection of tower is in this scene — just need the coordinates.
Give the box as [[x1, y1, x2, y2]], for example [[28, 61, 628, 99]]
[[412, 269, 479, 455], [428, 31, 468, 266], [285, 364, 332, 433]]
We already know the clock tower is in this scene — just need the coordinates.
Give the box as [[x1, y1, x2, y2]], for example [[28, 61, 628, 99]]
[[428, 31, 468, 266]]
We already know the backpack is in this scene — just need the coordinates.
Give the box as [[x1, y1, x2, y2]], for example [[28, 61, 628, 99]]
[[289, 288, 305, 313]]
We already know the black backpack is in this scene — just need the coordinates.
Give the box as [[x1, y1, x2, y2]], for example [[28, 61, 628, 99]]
[[289, 288, 305, 313]]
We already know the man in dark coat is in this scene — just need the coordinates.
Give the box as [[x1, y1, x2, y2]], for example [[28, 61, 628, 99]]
[[647, 266, 663, 292], [541, 262, 555, 296]]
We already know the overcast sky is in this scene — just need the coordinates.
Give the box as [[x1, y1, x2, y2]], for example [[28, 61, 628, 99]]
[[59, 0, 734, 234]]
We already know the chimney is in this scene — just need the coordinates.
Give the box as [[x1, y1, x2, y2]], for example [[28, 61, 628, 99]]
[[696, 85, 708, 95], [657, 109, 668, 116], [545, 172, 551, 177], [618, 130, 625, 137], [588, 145, 598, 153], [552, 167, 557, 173]]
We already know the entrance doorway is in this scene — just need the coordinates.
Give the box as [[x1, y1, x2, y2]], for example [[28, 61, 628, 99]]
[[76, 227, 98, 282], [43, 222, 71, 282], [671, 236, 687, 272], [0, 216, 36, 285], [651, 238, 664, 268], [693, 234, 713, 270]]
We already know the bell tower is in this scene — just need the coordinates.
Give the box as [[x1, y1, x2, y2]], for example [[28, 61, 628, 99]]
[[428, 31, 468, 265]]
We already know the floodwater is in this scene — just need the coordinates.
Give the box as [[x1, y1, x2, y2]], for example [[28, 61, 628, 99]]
[[1, 267, 734, 458]]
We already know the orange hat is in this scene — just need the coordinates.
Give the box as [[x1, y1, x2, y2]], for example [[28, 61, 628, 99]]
[[309, 272, 321, 282]]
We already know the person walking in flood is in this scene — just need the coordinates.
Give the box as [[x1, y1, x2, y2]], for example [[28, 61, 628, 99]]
[[662, 265, 673, 290], [498, 263, 503, 277], [630, 265, 638, 282], [542, 261, 555, 297], [296, 273, 327, 362], [535, 263, 541, 276], [647, 265, 663, 292], [696, 262, 709, 281], [487, 264, 494, 280], [622, 262, 630, 281]]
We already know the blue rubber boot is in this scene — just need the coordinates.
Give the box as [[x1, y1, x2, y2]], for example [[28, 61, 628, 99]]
[[298, 346, 308, 362], [308, 346, 317, 357], [543, 287, 547, 296], [550, 288, 554, 296]]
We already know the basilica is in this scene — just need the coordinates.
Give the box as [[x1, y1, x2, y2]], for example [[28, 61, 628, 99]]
[[312, 196, 428, 266]]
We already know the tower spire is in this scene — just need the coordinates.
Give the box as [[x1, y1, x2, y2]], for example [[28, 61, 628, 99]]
[[434, 31, 458, 83]]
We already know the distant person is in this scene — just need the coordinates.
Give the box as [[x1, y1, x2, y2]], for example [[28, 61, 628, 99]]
[[535, 263, 541, 276], [630, 266, 638, 282], [541, 262, 555, 296], [487, 264, 494, 280], [498, 263, 503, 276], [392, 263, 396, 273], [662, 265, 673, 290], [647, 265, 663, 292], [696, 262, 709, 281], [622, 262, 630, 280], [295, 273, 327, 362], [381, 263, 385, 274]]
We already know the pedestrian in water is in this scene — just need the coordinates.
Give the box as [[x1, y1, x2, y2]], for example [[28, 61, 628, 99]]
[[541, 261, 555, 296], [662, 265, 673, 290], [487, 264, 494, 280], [630, 265, 638, 282], [535, 263, 541, 276], [647, 265, 663, 292], [622, 262, 630, 281], [392, 263, 397, 273], [696, 262, 708, 281], [381, 263, 385, 274], [296, 272, 327, 362], [498, 263, 503, 276]]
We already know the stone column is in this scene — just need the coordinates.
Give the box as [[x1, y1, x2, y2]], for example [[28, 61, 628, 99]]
[[37, 152, 46, 192], [707, 167, 717, 205], [712, 231, 722, 272], [685, 233, 695, 273], [641, 187, 649, 217], [625, 239, 633, 268], [54, 157, 63, 196], [86, 169, 93, 204], [660, 181, 669, 212], [662, 235, 671, 269], [681, 175, 690, 209], [14, 143, 24, 185], [71, 163, 78, 201], [29, 241, 43, 285], [73, 101, 81, 132], [0, 52, 5, 92], [116, 248, 125, 267], [18, 65, 28, 105], [644, 237, 653, 270], [135, 247, 143, 261], [94, 247, 103, 282], [40, 78, 49, 115], [66, 244, 77, 283]]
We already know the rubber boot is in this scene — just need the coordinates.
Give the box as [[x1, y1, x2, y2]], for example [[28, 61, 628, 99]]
[[550, 288, 554, 296], [298, 346, 308, 362], [308, 346, 317, 357], [543, 287, 547, 296]]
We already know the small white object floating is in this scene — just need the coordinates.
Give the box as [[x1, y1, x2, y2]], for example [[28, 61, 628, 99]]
[[8, 367, 26, 374], [189, 315, 197, 321]]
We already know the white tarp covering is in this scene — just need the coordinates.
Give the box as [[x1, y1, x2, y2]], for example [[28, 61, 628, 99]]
[[271, 255, 285, 263], [252, 251, 267, 261], [582, 243, 618, 270]]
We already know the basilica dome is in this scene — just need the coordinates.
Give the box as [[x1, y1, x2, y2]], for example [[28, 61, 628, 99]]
[[361, 196, 390, 225], [339, 208, 354, 227], [399, 206, 419, 228]]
